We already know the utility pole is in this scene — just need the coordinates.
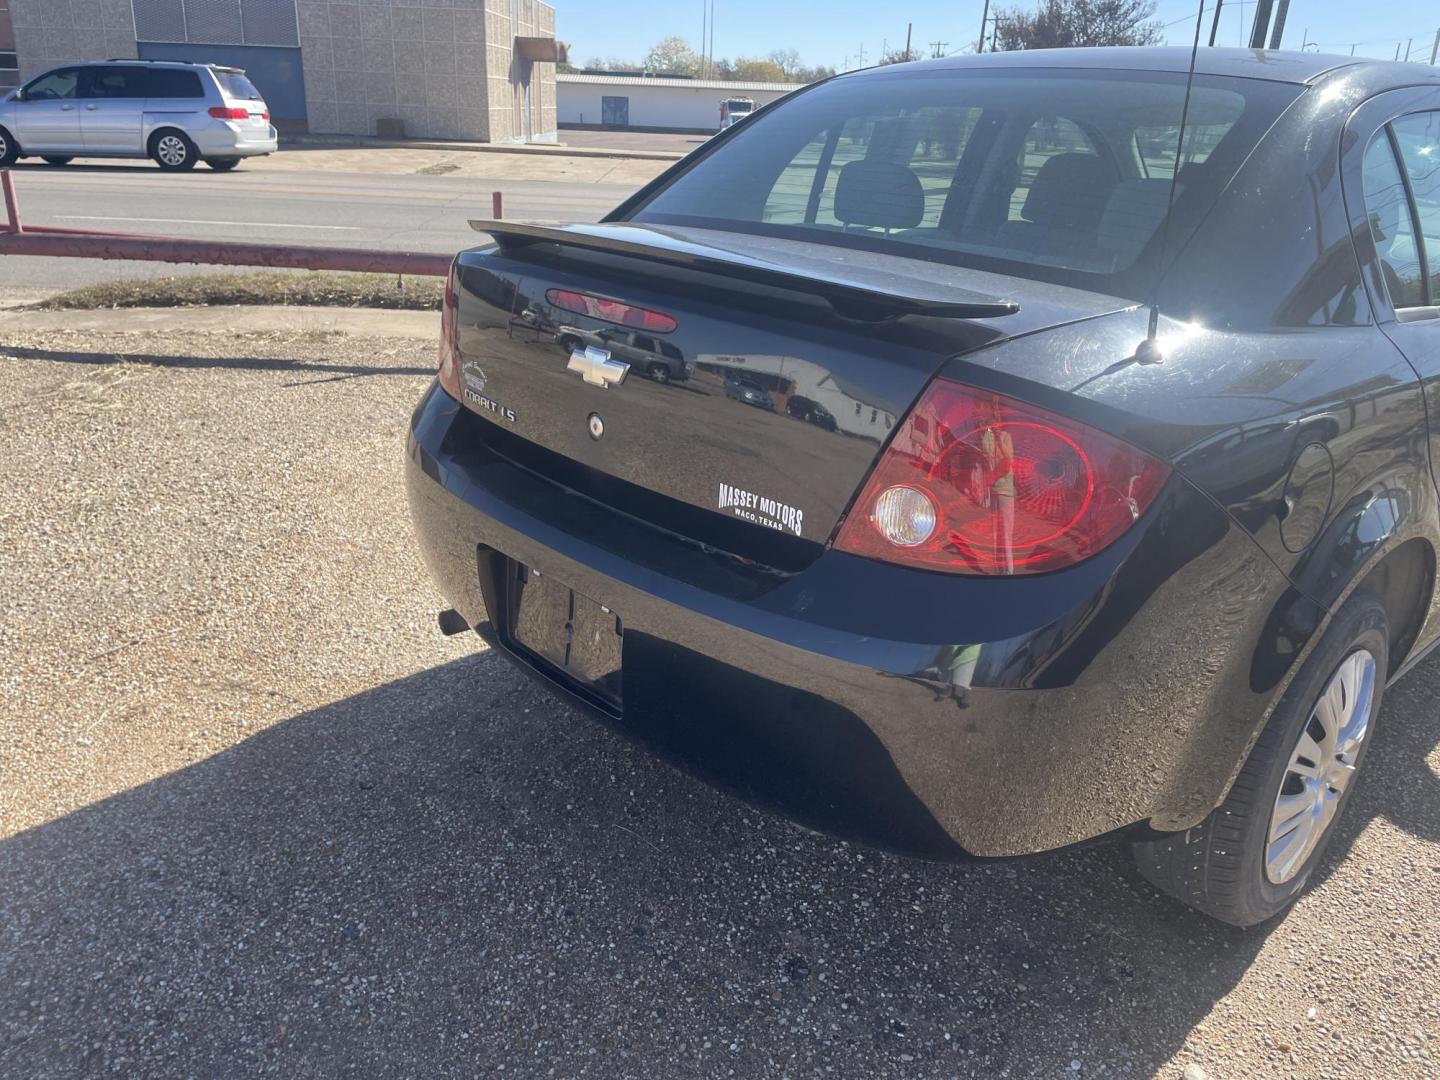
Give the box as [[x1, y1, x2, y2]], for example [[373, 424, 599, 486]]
[[929, 39, 948, 58], [977, 0, 991, 53], [1248, 0, 1274, 50], [1431, 29, 1440, 64], [904, 22, 913, 62], [1395, 43, 1402, 61], [1405, 38, 1414, 62], [1208, 0, 1225, 47], [857, 43, 867, 67], [1268, 0, 1289, 50]]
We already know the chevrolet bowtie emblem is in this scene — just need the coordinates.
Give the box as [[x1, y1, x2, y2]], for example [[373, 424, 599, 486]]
[[567, 345, 629, 389]]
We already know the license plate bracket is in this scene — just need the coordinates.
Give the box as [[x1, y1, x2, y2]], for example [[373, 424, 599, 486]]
[[506, 563, 622, 708]]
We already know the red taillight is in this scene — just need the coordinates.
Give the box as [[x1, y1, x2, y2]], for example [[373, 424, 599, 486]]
[[833, 381, 1169, 575], [544, 288, 677, 333], [437, 265, 461, 399], [261, 110, 270, 121], [208, 106, 250, 120]]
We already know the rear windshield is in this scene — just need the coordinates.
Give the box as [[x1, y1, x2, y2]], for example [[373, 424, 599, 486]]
[[628, 69, 1300, 296], [215, 70, 262, 101]]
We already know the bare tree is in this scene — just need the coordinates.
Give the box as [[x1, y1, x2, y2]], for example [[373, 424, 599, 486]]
[[767, 48, 803, 77], [581, 39, 832, 84], [995, 0, 1163, 50]]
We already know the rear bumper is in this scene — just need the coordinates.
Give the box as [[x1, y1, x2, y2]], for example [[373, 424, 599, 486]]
[[407, 382, 1324, 858], [192, 122, 278, 157]]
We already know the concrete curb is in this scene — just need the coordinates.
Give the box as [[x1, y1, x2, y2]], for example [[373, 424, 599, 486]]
[[2, 305, 440, 339], [281, 134, 686, 162]]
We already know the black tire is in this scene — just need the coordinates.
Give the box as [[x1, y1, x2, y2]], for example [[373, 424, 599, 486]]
[[646, 362, 671, 383], [1133, 592, 1389, 926], [205, 158, 241, 171], [0, 127, 18, 168], [41, 155, 74, 166], [149, 130, 198, 171]]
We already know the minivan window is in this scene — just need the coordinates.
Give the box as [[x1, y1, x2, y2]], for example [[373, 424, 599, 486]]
[[628, 70, 1294, 296], [23, 68, 80, 101], [145, 68, 206, 99], [1363, 127, 1427, 309], [215, 71, 262, 101], [81, 66, 146, 99]]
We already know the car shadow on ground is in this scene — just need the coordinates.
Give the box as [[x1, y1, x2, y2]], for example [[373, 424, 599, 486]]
[[2, 648, 1435, 1077]]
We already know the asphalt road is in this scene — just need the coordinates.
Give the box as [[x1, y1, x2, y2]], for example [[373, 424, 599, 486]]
[[0, 146, 667, 292], [1, 317, 1437, 1079]]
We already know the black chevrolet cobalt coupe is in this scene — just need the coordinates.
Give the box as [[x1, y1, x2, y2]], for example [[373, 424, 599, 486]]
[[408, 47, 1440, 925]]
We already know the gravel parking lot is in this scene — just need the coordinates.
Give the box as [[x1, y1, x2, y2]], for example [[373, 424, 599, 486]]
[[1, 321, 1438, 1079]]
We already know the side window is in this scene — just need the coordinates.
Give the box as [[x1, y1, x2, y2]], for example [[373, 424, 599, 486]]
[[146, 69, 206, 99], [658, 341, 683, 361], [1362, 128, 1426, 309], [23, 68, 81, 101], [1390, 112, 1440, 306], [631, 334, 657, 353], [81, 66, 146, 100]]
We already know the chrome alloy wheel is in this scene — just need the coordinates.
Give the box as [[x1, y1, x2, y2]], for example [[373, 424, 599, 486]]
[[1265, 648, 1378, 884], [156, 135, 188, 166]]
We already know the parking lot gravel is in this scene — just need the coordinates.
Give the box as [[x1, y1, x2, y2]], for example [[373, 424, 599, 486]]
[[1, 322, 1438, 1079]]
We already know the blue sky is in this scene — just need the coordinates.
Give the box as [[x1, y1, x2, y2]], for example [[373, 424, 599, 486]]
[[560, 0, 1437, 71]]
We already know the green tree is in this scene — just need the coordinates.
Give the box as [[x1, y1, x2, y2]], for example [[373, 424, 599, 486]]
[[730, 57, 788, 82], [643, 35, 702, 75], [994, 0, 1163, 50]]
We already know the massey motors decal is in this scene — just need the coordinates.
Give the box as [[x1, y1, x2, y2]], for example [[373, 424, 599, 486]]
[[718, 482, 804, 537]]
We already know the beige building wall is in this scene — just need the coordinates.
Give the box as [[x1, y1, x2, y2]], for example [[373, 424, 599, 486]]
[[8, 0, 138, 82], [299, 0, 555, 142]]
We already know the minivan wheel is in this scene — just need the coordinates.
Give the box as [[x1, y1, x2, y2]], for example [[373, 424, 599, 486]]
[[41, 156, 74, 166], [0, 127, 17, 168], [1132, 592, 1388, 927], [205, 158, 241, 172], [150, 131, 198, 171], [646, 362, 671, 383]]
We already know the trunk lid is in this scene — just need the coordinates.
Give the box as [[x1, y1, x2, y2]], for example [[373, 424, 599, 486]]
[[451, 223, 1130, 566]]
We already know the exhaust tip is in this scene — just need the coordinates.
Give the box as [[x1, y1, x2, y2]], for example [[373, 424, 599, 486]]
[[437, 608, 470, 637]]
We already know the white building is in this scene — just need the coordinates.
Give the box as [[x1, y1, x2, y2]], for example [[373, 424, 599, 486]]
[[557, 73, 802, 133]]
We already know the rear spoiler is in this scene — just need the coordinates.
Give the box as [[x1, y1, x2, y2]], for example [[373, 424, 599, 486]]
[[468, 220, 1020, 321]]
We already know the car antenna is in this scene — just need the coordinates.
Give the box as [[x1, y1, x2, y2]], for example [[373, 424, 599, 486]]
[[1133, 0, 1207, 366]]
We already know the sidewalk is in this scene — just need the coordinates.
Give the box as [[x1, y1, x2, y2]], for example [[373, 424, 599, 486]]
[[2, 304, 439, 339], [283, 133, 686, 162]]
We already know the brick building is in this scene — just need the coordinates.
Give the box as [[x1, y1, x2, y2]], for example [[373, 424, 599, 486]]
[[5, 0, 560, 142]]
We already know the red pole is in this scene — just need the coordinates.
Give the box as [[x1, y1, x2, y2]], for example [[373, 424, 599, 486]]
[[1, 170, 21, 233], [492, 190, 503, 219]]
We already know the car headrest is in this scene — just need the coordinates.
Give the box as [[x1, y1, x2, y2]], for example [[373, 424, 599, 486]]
[[833, 159, 925, 230], [1020, 153, 1118, 230], [1098, 179, 1180, 263]]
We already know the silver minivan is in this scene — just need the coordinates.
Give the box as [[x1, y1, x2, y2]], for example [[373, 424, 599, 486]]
[[0, 60, 278, 171]]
